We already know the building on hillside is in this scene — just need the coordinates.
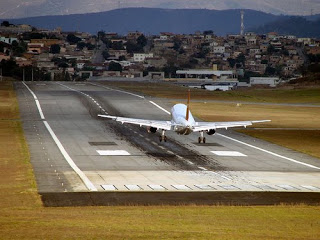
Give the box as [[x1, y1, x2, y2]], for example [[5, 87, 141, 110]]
[[133, 53, 154, 62], [0, 36, 18, 44]]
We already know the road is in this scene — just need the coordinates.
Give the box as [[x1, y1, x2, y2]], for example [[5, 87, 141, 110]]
[[15, 81, 320, 196]]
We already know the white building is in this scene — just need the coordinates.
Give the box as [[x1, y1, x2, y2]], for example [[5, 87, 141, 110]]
[[0, 36, 18, 45], [250, 77, 280, 87], [213, 46, 225, 54], [176, 69, 237, 81], [133, 53, 154, 62]]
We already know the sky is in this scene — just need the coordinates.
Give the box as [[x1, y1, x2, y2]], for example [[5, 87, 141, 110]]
[[0, 0, 320, 19]]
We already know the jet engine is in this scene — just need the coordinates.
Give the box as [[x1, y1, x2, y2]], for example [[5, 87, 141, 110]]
[[206, 129, 216, 135], [147, 127, 157, 133]]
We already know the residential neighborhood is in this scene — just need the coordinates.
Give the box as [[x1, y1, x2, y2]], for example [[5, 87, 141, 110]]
[[1, 20, 320, 88]]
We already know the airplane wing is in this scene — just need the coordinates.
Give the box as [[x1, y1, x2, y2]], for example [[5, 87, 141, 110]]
[[193, 120, 271, 132], [98, 114, 172, 130]]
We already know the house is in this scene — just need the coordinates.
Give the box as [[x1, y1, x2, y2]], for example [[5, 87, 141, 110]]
[[27, 43, 45, 54], [213, 46, 225, 54], [0, 36, 18, 45], [133, 53, 154, 62]]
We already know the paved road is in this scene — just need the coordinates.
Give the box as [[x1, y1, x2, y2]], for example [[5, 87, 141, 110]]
[[16, 81, 320, 193]]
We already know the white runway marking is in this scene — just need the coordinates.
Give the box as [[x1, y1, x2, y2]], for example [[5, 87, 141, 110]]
[[301, 185, 319, 191], [22, 82, 45, 119], [149, 101, 171, 115], [195, 184, 215, 190], [172, 185, 191, 190], [22, 82, 97, 192], [198, 167, 208, 171], [57, 82, 108, 114], [125, 185, 142, 190], [97, 150, 130, 156], [89, 82, 145, 99], [216, 133, 320, 170], [148, 185, 166, 190], [211, 151, 247, 157], [101, 185, 117, 191]]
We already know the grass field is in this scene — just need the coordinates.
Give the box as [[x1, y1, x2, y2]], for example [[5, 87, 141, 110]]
[[104, 81, 320, 104], [1, 81, 320, 239]]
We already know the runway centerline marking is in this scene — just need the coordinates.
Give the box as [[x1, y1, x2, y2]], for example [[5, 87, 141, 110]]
[[22, 82, 97, 191], [56, 82, 108, 114], [216, 133, 320, 170]]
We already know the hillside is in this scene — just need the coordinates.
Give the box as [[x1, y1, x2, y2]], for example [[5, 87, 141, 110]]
[[3, 8, 280, 35], [252, 17, 320, 38]]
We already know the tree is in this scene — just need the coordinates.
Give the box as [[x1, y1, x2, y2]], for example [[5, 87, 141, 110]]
[[50, 44, 61, 54], [97, 31, 105, 39], [111, 41, 124, 50], [1, 21, 10, 27], [265, 66, 276, 76], [267, 44, 275, 54], [108, 61, 122, 72], [137, 34, 147, 48], [67, 34, 81, 45], [236, 54, 246, 67], [76, 41, 86, 50], [102, 50, 110, 60], [227, 58, 236, 68], [203, 30, 214, 35]]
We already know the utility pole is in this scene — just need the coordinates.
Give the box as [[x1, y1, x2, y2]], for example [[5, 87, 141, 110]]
[[31, 66, 34, 81], [240, 10, 245, 36], [23, 67, 25, 81]]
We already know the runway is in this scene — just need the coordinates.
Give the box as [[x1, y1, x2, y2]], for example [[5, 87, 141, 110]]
[[15, 81, 320, 204]]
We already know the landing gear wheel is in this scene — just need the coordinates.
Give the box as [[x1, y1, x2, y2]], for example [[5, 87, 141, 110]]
[[198, 137, 201, 143], [164, 136, 167, 142], [159, 136, 162, 142], [203, 137, 206, 144]]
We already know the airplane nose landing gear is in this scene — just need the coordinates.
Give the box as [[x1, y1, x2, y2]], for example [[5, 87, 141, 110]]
[[159, 129, 167, 142], [198, 131, 206, 143]]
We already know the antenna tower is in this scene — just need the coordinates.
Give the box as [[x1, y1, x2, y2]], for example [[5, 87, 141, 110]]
[[240, 10, 245, 36]]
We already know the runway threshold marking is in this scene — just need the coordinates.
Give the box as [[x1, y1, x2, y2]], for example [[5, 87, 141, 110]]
[[211, 151, 247, 157], [216, 133, 320, 170], [97, 150, 130, 156], [22, 82, 98, 192]]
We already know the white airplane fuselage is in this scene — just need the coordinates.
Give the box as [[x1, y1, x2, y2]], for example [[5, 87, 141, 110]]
[[171, 103, 195, 135]]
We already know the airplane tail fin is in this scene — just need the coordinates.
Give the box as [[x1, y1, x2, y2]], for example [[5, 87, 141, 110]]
[[186, 89, 190, 121]]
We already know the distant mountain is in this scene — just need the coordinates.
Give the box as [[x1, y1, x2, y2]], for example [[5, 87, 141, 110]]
[[2, 8, 282, 36], [1, 0, 320, 19], [252, 17, 320, 38]]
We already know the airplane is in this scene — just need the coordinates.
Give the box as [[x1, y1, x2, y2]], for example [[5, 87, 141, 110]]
[[98, 90, 270, 143]]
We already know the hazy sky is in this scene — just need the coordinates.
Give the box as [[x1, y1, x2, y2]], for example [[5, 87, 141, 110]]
[[1, 0, 319, 19]]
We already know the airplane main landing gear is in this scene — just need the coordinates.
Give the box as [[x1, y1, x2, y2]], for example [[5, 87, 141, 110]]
[[159, 130, 167, 142], [198, 131, 206, 144]]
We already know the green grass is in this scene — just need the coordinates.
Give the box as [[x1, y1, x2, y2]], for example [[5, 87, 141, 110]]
[[0, 81, 320, 239], [103, 81, 320, 104]]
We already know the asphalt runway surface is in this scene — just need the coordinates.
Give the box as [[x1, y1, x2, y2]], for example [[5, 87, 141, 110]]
[[15, 81, 320, 204]]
